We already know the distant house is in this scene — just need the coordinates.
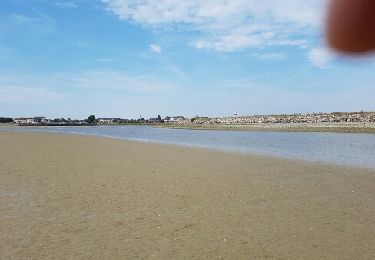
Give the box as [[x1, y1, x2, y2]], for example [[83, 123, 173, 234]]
[[36, 117, 47, 124], [97, 118, 122, 124], [13, 118, 29, 124], [168, 116, 185, 122], [13, 117, 46, 125], [148, 116, 162, 123]]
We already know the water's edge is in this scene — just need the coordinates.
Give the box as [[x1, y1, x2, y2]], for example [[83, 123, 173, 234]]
[[1, 126, 375, 169]]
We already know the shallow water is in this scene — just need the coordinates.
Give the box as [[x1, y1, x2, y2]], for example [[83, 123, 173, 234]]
[[2, 125, 375, 168]]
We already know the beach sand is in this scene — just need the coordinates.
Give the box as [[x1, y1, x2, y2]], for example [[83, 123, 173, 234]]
[[1, 132, 374, 259]]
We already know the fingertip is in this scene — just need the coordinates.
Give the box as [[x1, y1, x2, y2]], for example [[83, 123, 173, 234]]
[[326, 0, 375, 54]]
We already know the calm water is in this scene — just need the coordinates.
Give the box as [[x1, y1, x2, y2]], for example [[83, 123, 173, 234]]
[[2, 126, 375, 168]]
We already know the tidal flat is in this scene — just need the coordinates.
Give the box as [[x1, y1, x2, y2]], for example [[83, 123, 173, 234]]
[[1, 132, 375, 259]]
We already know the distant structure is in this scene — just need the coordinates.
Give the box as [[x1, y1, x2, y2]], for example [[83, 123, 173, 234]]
[[8, 111, 375, 127], [13, 117, 47, 125], [97, 118, 122, 124], [164, 116, 186, 123]]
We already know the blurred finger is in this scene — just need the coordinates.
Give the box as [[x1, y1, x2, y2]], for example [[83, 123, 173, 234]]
[[326, 0, 375, 54]]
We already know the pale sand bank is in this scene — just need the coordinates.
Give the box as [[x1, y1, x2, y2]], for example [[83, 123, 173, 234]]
[[1, 132, 374, 259]]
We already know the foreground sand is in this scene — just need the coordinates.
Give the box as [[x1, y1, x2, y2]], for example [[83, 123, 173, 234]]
[[1, 132, 374, 259]]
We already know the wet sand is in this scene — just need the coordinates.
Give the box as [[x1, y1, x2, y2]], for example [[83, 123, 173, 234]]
[[1, 132, 374, 259]]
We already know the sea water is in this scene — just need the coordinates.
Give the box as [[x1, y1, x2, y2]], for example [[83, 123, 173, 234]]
[[2, 125, 375, 169]]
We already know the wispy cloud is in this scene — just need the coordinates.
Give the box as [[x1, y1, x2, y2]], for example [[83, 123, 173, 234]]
[[0, 85, 64, 104], [308, 47, 335, 68], [102, 0, 324, 52], [180, 78, 375, 116], [55, 2, 79, 9], [252, 52, 286, 61], [149, 44, 161, 53], [0, 69, 175, 98], [1, 12, 56, 35], [0, 69, 178, 117], [68, 70, 174, 93], [0, 71, 65, 106], [1, 69, 374, 118], [96, 58, 115, 63]]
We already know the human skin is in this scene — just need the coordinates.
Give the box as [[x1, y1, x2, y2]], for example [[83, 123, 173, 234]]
[[326, 0, 375, 54]]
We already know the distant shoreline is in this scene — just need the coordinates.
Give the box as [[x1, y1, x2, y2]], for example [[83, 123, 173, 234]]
[[2, 122, 375, 133], [158, 122, 375, 134], [3, 111, 375, 133]]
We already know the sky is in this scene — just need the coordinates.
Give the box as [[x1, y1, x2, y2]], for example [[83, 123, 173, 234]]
[[0, 0, 374, 119]]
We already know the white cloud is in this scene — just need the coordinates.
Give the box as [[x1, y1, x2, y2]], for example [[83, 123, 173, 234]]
[[252, 52, 286, 61], [102, 0, 324, 52], [149, 44, 161, 53], [308, 47, 334, 68], [55, 2, 78, 9]]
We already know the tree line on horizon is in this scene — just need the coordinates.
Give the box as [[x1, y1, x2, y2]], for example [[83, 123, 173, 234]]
[[0, 117, 13, 123]]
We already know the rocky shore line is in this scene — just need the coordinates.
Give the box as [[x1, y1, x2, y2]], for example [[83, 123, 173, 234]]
[[163, 112, 375, 133], [192, 112, 375, 125]]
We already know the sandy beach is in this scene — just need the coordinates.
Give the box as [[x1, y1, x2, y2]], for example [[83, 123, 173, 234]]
[[1, 132, 375, 259]]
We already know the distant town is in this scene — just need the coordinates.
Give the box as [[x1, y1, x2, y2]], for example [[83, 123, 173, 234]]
[[0, 115, 186, 126], [1, 111, 375, 126]]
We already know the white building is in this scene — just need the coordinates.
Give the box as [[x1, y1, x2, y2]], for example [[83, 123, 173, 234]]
[[165, 116, 185, 122], [97, 118, 121, 124], [13, 117, 46, 125]]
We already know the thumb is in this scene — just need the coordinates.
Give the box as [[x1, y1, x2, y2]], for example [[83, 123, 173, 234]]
[[326, 0, 375, 54]]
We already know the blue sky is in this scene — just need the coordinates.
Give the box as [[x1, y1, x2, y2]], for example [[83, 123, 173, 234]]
[[0, 0, 374, 119]]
